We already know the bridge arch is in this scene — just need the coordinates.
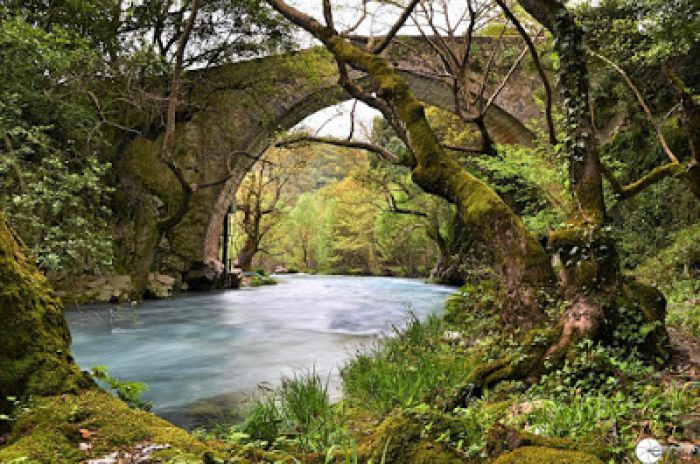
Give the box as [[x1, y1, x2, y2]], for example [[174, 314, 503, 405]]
[[116, 44, 543, 290]]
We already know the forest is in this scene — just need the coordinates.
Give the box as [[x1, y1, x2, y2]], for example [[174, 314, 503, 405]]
[[0, 0, 699, 463]]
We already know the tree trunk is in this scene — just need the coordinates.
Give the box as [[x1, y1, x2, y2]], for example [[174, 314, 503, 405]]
[[450, 1, 672, 399], [482, 0, 669, 370], [237, 239, 256, 271], [0, 214, 89, 428]]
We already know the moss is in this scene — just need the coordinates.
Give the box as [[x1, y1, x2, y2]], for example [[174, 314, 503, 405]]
[[0, 214, 88, 423], [358, 411, 465, 464], [492, 446, 603, 464], [0, 390, 219, 464], [467, 327, 561, 388], [485, 425, 611, 461]]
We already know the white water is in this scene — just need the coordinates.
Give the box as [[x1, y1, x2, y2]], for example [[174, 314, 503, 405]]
[[66, 274, 454, 428]]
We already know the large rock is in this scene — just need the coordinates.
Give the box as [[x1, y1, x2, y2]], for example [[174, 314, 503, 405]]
[[59, 274, 133, 304], [145, 273, 177, 299]]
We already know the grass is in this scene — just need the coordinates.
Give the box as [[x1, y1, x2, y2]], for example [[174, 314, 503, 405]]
[[249, 274, 277, 287], [341, 314, 473, 415], [234, 368, 349, 453]]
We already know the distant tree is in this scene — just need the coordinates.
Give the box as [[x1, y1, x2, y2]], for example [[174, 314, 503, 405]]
[[235, 148, 307, 270]]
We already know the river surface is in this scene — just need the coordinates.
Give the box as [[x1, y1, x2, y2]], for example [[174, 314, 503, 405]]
[[66, 274, 454, 428]]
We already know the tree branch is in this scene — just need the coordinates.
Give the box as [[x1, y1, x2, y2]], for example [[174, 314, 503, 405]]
[[601, 161, 684, 200], [590, 50, 678, 164], [496, 0, 557, 144], [158, 0, 202, 232], [276, 135, 401, 164], [371, 0, 421, 54]]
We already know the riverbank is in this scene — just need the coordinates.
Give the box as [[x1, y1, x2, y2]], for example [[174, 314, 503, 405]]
[[4, 278, 700, 463], [54, 265, 442, 307]]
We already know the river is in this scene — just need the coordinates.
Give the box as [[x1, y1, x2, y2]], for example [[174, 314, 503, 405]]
[[65, 274, 454, 428]]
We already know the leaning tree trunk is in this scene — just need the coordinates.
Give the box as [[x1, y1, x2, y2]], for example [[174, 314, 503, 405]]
[[328, 39, 555, 327], [0, 214, 88, 430], [267, 0, 670, 399]]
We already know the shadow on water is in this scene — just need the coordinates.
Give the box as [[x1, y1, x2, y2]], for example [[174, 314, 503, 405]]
[[65, 274, 454, 429]]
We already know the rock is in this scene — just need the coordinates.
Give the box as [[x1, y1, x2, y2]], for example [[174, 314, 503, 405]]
[[154, 273, 176, 286], [71, 274, 133, 304], [145, 273, 177, 299], [442, 330, 464, 342], [273, 265, 288, 274]]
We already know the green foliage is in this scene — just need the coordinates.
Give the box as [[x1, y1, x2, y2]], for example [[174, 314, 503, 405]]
[[444, 280, 499, 330], [0, 16, 113, 277], [234, 370, 347, 453], [582, 0, 700, 65], [251, 141, 440, 276], [522, 383, 699, 459], [90, 366, 151, 411], [0, 396, 31, 426], [634, 223, 700, 337], [281, 370, 331, 434]]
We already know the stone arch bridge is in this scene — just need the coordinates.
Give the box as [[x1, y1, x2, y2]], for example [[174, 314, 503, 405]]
[[115, 37, 549, 291]]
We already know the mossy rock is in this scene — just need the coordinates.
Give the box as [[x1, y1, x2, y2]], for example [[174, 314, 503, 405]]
[[0, 390, 223, 464], [359, 411, 465, 463], [492, 446, 603, 464], [485, 425, 611, 462]]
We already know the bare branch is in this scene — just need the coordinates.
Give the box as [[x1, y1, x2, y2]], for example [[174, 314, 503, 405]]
[[495, 0, 557, 144], [276, 135, 401, 164], [342, 0, 369, 35], [591, 50, 678, 164], [442, 143, 483, 155], [481, 38, 531, 116], [322, 0, 334, 30], [159, 0, 202, 232], [348, 99, 358, 141], [371, 0, 421, 54]]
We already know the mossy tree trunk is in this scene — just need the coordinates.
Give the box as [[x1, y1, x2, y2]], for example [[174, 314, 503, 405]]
[[237, 238, 257, 271], [513, 0, 670, 364], [0, 214, 88, 428]]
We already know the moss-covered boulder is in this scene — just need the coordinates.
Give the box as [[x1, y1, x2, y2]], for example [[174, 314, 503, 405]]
[[0, 390, 214, 464], [359, 411, 466, 463], [492, 446, 603, 464], [0, 215, 88, 422]]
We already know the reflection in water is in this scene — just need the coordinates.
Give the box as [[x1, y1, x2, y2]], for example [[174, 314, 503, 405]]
[[66, 274, 453, 428]]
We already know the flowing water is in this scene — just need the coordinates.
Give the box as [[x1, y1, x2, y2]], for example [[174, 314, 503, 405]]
[[66, 274, 454, 428]]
